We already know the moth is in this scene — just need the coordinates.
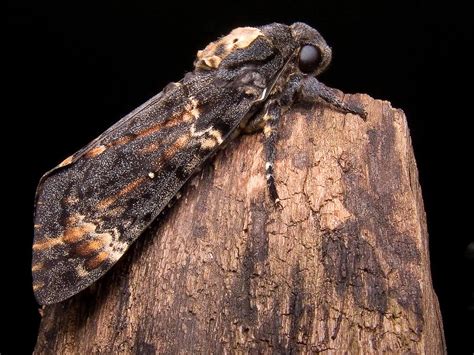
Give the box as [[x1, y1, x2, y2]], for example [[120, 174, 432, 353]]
[[33, 22, 366, 305]]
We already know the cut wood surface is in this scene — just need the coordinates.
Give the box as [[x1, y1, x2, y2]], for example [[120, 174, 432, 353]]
[[34, 93, 445, 354]]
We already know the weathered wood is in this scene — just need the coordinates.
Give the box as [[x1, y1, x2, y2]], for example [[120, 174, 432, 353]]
[[34, 94, 445, 354]]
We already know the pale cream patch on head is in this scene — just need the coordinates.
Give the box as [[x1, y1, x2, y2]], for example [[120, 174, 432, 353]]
[[148, 172, 155, 179], [195, 27, 264, 70]]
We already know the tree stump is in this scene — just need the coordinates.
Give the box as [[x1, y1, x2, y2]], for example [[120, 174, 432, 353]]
[[34, 94, 445, 354]]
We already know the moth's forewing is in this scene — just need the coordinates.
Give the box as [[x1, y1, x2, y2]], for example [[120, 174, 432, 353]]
[[32, 25, 292, 305]]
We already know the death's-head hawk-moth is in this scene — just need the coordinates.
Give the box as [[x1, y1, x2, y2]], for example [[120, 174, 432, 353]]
[[32, 22, 366, 305]]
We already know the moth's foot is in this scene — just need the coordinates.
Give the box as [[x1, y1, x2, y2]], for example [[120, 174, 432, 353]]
[[340, 103, 367, 120], [274, 197, 283, 210]]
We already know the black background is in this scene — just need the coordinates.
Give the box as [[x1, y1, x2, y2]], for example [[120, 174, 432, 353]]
[[5, 0, 473, 353]]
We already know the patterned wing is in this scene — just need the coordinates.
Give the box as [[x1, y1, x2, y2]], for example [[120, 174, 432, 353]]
[[32, 24, 288, 304], [32, 74, 259, 304]]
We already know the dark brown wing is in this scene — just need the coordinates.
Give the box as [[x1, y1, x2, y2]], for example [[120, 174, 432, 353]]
[[32, 23, 287, 304], [32, 73, 261, 304]]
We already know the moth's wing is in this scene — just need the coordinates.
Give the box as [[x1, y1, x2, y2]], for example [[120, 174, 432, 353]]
[[32, 77, 249, 305], [48, 87, 169, 169]]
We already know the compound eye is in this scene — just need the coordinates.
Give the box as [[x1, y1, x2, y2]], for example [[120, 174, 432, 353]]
[[298, 45, 321, 73]]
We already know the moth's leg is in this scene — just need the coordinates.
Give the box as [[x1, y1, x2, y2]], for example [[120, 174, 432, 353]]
[[242, 73, 297, 134], [241, 113, 265, 134], [262, 102, 282, 206], [299, 76, 367, 119], [241, 100, 282, 206]]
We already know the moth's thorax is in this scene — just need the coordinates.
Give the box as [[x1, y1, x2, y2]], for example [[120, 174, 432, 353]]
[[194, 22, 332, 76]]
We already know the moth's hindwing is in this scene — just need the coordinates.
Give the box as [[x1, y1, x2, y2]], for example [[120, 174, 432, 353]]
[[32, 25, 288, 304]]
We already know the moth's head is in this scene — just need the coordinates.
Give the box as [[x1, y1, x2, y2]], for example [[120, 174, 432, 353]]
[[290, 22, 332, 76]]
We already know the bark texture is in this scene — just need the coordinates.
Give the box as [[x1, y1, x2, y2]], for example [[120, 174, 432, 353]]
[[34, 94, 445, 354]]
